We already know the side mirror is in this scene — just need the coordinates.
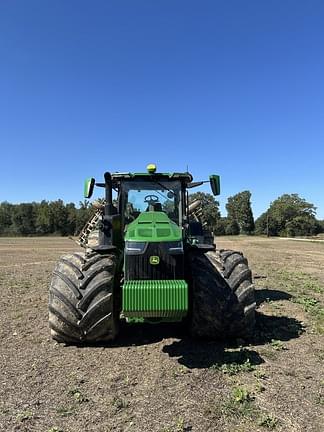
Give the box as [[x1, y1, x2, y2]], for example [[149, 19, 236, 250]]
[[84, 178, 95, 198], [209, 175, 220, 196]]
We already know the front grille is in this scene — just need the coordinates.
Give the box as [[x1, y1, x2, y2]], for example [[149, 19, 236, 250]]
[[125, 243, 184, 280]]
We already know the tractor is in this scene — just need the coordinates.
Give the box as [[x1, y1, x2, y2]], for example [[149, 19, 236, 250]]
[[49, 164, 256, 343]]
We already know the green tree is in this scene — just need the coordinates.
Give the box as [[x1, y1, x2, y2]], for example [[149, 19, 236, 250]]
[[254, 211, 279, 236], [226, 191, 255, 234], [66, 203, 77, 235], [35, 200, 52, 234], [286, 215, 319, 237], [0, 202, 13, 234], [317, 220, 324, 233], [12, 203, 37, 235], [255, 194, 318, 237], [225, 218, 240, 235], [49, 200, 69, 235], [213, 217, 228, 236]]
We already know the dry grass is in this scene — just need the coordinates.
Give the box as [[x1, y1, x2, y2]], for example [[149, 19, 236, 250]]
[[0, 236, 323, 431]]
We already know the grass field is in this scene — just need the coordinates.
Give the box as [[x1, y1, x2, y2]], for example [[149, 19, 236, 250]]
[[0, 236, 323, 432]]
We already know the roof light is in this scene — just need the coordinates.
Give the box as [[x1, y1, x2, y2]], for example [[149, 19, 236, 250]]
[[147, 163, 157, 174]]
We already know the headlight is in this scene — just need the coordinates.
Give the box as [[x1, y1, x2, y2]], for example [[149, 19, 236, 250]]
[[166, 241, 183, 254], [125, 241, 147, 255]]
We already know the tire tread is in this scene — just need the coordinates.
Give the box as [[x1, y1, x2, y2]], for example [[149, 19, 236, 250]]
[[48, 251, 118, 344]]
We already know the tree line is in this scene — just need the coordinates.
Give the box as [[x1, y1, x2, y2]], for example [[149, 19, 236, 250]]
[[0, 192, 323, 237], [190, 191, 324, 237], [0, 200, 93, 236]]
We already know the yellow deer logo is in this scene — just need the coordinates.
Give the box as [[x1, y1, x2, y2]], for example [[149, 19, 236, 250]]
[[149, 256, 160, 265]]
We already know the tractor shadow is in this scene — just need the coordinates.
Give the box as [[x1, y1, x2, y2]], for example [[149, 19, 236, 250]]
[[255, 288, 292, 306], [162, 310, 304, 369], [252, 287, 304, 345], [163, 339, 264, 369], [81, 287, 304, 370], [162, 287, 303, 369], [109, 323, 265, 369], [109, 321, 186, 347]]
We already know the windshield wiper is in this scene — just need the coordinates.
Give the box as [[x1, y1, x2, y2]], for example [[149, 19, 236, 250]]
[[152, 180, 175, 197]]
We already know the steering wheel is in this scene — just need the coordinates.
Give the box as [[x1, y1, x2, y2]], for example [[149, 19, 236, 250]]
[[144, 194, 159, 205]]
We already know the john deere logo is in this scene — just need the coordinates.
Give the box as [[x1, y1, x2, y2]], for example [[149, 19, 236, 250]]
[[150, 256, 160, 265]]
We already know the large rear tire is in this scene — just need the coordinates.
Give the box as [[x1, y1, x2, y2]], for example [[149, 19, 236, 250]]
[[190, 249, 256, 339], [49, 251, 119, 344]]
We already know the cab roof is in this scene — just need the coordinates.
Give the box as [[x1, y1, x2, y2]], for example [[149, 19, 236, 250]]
[[110, 172, 193, 183]]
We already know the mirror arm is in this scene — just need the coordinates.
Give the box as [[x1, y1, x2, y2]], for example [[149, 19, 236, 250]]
[[187, 181, 205, 189]]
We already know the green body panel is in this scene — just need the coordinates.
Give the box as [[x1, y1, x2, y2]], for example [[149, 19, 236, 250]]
[[122, 280, 188, 318], [125, 211, 182, 242]]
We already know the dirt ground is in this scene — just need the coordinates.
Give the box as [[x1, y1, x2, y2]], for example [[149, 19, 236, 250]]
[[0, 236, 323, 432]]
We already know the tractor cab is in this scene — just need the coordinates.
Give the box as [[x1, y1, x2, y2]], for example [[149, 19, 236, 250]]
[[120, 179, 182, 226], [83, 163, 220, 250]]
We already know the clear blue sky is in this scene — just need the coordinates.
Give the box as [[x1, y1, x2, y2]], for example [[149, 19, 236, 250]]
[[1, 1, 323, 218]]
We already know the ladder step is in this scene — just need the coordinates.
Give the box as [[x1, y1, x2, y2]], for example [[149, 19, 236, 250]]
[[78, 209, 103, 247]]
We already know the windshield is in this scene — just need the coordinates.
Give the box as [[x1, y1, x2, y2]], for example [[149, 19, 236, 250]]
[[121, 180, 182, 225]]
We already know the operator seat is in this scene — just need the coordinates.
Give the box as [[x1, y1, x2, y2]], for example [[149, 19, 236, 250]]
[[153, 203, 162, 211], [146, 202, 163, 212]]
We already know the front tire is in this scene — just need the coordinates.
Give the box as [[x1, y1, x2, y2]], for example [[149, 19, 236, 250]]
[[190, 249, 256, 339], [49, 251, 119, 344]]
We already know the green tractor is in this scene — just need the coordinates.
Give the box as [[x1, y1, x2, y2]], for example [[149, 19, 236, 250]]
[[49, 164, 256, 343]]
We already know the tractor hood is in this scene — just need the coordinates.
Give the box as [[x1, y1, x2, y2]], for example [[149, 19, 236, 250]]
[[125, 212, 182, 242]]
